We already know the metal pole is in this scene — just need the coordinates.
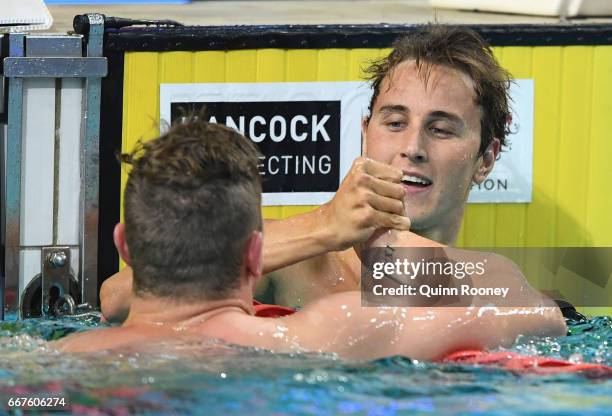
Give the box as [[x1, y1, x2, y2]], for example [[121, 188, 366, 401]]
[[80, 14, 104, 308], [4, 34, 25, 317]]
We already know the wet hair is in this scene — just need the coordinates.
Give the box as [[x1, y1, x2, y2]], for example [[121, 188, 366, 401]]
[[121, 117, 262, 301], [364, 24, 512, 155]]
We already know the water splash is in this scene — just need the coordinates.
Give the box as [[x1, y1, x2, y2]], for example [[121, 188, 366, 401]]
[[0, 315, 606, 414]]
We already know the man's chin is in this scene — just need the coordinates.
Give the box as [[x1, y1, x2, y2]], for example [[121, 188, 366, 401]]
[[402, 211, 431, 230]]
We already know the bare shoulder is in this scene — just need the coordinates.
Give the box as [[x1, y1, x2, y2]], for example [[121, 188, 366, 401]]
[[51, 328, 111, 352], [446, 248, 520, 274], [270, 250, 354, 307]]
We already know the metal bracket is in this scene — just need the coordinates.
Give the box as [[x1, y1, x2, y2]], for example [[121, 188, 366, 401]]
[[41, 246, 75, 316], [3, 57, 107, 78]]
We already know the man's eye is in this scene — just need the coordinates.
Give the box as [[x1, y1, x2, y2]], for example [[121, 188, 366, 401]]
[[431, 127, 453, 137], [387, 121, 405, 130]]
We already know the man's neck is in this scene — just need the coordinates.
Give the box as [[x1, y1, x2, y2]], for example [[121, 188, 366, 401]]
[[123, 294, 253, 328], [413, 226, 457, 246]]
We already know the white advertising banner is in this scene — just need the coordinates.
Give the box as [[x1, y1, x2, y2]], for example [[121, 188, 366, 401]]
[[160, 80, 533, 206], [160, 82, 369, 206]]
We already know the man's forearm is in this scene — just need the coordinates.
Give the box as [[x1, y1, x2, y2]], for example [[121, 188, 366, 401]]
[[263, 208, 332, 274]]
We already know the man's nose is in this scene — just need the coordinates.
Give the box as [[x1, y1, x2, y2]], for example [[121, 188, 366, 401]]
[[400, 127, 428, 163]]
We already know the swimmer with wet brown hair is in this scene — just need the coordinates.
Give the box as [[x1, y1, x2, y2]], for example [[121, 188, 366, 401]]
[[100, 24, 528, 315], [57, 118, 565, 359]]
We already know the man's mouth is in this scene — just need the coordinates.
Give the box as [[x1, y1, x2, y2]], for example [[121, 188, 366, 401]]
[[401, 174, 432, 189]]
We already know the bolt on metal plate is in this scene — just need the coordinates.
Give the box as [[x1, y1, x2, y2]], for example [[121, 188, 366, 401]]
[[41, 247, 74, 316]]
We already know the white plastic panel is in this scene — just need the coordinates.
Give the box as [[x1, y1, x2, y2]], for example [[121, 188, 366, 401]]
[[569, 0, 612, 15], [19, 248, 40, 293], [429, 0, 612, 16], [0, 0, 53, 33], [20, 78, 55, 246], [57, 78, 83, 245]]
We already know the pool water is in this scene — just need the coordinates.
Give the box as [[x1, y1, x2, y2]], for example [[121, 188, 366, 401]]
[[0, 314, 609, 415]]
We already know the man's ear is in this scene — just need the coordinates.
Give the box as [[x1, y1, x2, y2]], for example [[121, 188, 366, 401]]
[[361, 116, 369, 156], [473, 138, 501, 184], [113, 223, 132, 266], [244, 230, 263, 281]]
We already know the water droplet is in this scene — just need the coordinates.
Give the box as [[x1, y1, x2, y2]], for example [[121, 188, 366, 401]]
[[568, 353, 583, 364]]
